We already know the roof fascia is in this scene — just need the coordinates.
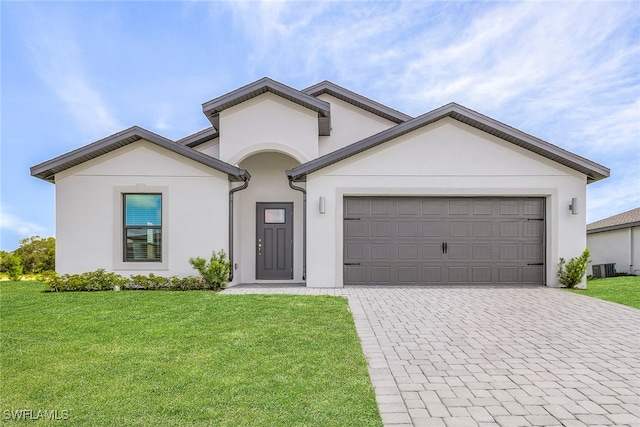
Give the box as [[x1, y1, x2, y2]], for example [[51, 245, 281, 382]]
[[202, 77, 331, 135], [287, 102, 610, 183], [302, 80, 412, 124], [176, 127, 219, 148], [587, 222, 640, 234], [30, 126, 247, 183]]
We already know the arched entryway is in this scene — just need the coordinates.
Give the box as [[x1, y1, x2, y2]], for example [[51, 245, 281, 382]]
[[232, 151, 304, 284]]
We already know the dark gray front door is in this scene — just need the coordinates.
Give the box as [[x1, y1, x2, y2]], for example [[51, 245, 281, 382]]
[[344, 197, 545, 285], [257, 203, 293, 280]]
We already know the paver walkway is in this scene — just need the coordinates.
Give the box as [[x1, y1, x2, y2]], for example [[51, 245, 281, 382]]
[[221, 285, 640, 426]]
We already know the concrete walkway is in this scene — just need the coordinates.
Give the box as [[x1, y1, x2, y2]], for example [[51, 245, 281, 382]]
[[221, 285, 640, 426]]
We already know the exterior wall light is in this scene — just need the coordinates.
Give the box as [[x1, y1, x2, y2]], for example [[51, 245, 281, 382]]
[[569, 197, 579, 215], [319, 196, 326, 214]]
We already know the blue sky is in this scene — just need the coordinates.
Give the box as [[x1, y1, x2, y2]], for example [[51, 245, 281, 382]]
[[1, 1, 639, 251]]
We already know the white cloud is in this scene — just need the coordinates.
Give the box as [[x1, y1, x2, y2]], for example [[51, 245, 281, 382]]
[[0, 207, 46, 237], [21, 5, 122, 139]]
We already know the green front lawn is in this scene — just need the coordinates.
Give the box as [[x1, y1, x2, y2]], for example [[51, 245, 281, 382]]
[[0, 282, 382, 426], [570, 275, 640, 309]]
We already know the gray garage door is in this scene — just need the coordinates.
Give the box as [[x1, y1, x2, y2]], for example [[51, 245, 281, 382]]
[[344, 197, 545, 285]]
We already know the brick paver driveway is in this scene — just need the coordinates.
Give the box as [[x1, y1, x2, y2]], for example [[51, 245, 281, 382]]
[[222, 285, 640, 426]]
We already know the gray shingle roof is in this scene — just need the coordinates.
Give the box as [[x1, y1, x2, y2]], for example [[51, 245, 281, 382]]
[[202, 77, 332, 136], [587, 207, 640, 233], [30, 126, 248, 183], [302, 80, 412, 124], [286, 102, 610, 183]]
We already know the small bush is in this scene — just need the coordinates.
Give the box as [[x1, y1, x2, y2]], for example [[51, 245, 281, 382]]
[[189, 250, 231, 290], [558, 248, 591, 288], [45, 269, 210, 292], [47, 269, 128, 292]]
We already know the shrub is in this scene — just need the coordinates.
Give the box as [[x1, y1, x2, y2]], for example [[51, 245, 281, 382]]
[[46, 269, 128, 292], [7, 254, 23, 281], [558, 248, 591, 288], [189, 250, 231, 290], [45, 270, 212, 292]]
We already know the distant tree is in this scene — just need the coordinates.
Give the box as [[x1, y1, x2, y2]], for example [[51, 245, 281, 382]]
[[7, 254, 23, 281], [13, 236, 55, 274], [0, 250, 13, 272]]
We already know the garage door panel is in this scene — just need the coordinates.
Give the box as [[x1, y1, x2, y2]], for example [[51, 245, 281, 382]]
[[370, 266, 391, 283], [345, 266, 367, 283], [371, 244, 391, 260], [398, 221, 419, 237], [345, 198, 369, 216], [448, 244, 469, 260], [371, 221, 392, 237], [345, 220, 367, 237], [472, 266, 492, 283], [523, 266, 543, 283], [472, 244, 492, 260], [423, 244, 443, 260], [449, 221, 469, 237], [398, 199, 420, 215], [448, 266, 469, 283], [398, 244, 419, 260], [500, 200, 520, 215], [449, 199, 471, 215], [371, 199, 393, 215], [344, 197, 545, 285], [398, 266, 418, 282], [473, 221, 493, 237], [345, 243, 367, 261], [473, 199, 493, 215], [422, 266, 442, 282], [524, 199, 544, 215], [498, 267, 519, 283], [422, 199, 444, 215], [422, 221, 442, 237]]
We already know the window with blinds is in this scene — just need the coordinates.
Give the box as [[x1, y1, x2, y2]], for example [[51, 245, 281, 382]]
[[123, 194, 162, 262]]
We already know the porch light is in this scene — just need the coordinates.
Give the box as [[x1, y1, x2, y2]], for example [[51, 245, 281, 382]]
[[569, 197, 579, 215], [319, 196, 326, 214]]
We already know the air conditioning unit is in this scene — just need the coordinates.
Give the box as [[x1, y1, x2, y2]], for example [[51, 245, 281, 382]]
[[592, 263, 616, 278]]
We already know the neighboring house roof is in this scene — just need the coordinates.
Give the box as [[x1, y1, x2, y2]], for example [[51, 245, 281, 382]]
[[202, 77, 332, 136], [176, 127, 219, 148], [287, 102, 610, 183], [302, 80, 412, 124], [587, 207, 640, 234], [30, 126, 249, 183]]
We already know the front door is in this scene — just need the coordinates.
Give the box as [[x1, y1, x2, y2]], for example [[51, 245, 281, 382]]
[[256, 203, 293, 280]]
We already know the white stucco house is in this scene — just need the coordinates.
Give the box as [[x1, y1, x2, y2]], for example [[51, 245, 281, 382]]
[[31, 77, 609, 288], [587, 207, 640, 276]]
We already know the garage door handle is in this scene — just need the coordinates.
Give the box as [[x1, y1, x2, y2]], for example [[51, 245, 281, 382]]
[[344, 263, 361, 266], [527, 263, 543, 266], [442, 242, 448, 254]]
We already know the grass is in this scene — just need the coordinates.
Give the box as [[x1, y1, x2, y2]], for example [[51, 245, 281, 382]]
[[569, 275, 640, 309], [0, 281, 382, 426]]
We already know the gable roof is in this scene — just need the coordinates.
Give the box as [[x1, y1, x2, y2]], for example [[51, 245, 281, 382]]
[[202, 77, 332, 136], [587, 207, 640, 234], [30, 126, 249, 183], [302, 80, 412, 124], [286, 102, 610, 183]]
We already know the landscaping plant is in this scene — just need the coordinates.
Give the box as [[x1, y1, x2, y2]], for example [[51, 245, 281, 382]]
[[189, 249, 231, 290], [558, 248, 591, 288]]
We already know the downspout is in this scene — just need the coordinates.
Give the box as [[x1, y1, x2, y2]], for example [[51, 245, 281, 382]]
[[288, 177, 306, 280], [228, 172, 250, 282]]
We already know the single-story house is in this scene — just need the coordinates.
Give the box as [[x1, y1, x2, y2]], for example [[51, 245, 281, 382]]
[[587, 207, 640, 276], [31, 77, 610, 287]]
